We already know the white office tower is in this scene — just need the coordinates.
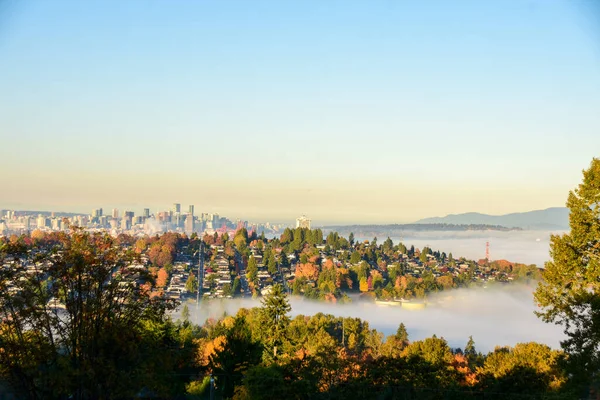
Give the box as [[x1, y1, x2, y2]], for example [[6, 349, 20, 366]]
[[296, 215, 311, 229]]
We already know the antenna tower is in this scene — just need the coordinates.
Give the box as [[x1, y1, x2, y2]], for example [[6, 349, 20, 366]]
[[485, 241, 490, 262]]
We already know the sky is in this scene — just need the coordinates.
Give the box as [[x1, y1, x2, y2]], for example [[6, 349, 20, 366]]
[[1, 0, 599, 225]]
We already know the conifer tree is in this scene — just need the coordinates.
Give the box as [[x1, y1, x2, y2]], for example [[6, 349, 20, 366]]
[[259, 284, 291, 362], [247, 255, 258, 283], [535, 158, 600, 383], [181, 303, 190, 322]]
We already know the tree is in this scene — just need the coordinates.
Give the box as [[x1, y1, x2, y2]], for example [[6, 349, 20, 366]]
[[294, 263, 319, 281], [534, 158, 600, 383], [181, 303, 191, 322], [359, 277, 369, 292], [477, 342, 565, 394], [382, 237, 393, 253], [185, 273, 198, 293], [247, 255, 258, 283], [396, 322, 409, 344], [350, 251, 361, 264], [402, 336, 454, 367], [259, 284, 291, 362], [419, 250, 429, 263], [348, 232, 355, 246], [222, 283, 233, 297], [279, 250, 290, 269], [280, 228, 293, 245], [314, 229, 324, 246], [233, 228, 249, 249], [0, 229, 175, 399], [232, 276, 241, 296], [209, 316, 261, 399], [465, 336, 476, 358], [267, 253, 278, 275], [464, 335, 483, 368]]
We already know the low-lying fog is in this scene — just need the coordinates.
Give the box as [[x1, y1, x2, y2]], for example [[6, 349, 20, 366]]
[[359, 230, 566, 266], [178, 285, 565, 353]]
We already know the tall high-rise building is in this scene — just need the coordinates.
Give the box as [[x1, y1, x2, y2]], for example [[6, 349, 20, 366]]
[[92, 209, 100, 218], [173, 203, 181, 214], [143, 208, 150, 218], [296, 215, 311, 229], [110, 219, 118, 229], [112, 208, 119, 219], [188, 205, 194, 216], [121, 217, 131, 230], [184, 213, 194, 234], [124, 211, 135, 219]]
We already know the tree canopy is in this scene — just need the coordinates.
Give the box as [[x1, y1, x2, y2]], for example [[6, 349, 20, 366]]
[[0, 229, 182, 399], [535, 158, 600, 384]]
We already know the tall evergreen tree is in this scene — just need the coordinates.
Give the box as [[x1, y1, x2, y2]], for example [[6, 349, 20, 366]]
[[181, 303, 190, 322], [247, 255, 258, 284], [535, 158, 600, 384], [267, 253, 278, 275], [259, 284, 291, 362], [396, 322, 409, 346]]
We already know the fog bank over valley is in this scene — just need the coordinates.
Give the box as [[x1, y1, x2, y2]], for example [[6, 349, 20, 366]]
[[351, 230, 565, 266], [179, 285, 565, 353]]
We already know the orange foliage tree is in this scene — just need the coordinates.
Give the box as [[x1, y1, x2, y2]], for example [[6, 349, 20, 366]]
[[156, 267, 169, 288], [295, 263, 319, 281]]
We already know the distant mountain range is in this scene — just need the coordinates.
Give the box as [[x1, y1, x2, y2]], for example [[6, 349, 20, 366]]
[[414, 207, 569, 230]]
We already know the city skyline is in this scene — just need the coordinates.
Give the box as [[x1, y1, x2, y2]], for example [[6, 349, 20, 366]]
[[1, 1, 599, 223]]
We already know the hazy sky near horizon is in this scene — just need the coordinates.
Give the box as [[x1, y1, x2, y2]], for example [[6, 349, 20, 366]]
[[1, 0, 599, 224]]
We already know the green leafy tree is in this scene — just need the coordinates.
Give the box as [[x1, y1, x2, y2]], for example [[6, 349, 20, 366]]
[[0, 229, 175, 400], [185, 272, 197, 293], [477, 342, 565, 395], [534, 158, 600, 383], [222, 282, 233, 297], [402, 336, 454, 367], [259, 284, 291, 362], [350, 251, 361, 264], [233, 228, 249, 249], [348, 232, 355, 246]]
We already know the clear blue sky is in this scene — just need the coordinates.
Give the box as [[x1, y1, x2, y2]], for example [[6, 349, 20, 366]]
[[1, 0, 599, 224]]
